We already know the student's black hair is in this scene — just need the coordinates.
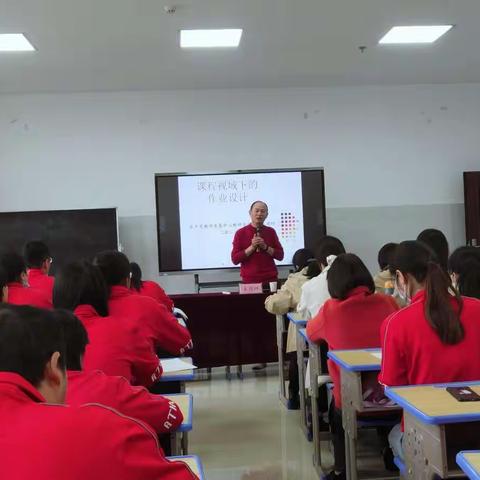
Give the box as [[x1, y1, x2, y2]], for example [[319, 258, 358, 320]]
[[292, 248, 314, 273], [315, 236, 346, 268], [130, 262, 143, 292], [0, 252, 27, 283], [52, 309, 89, 371], [448, 246, 480, 300], [0, 305, 66, 387], [93, 250, 131, 287], [23, 240, 51, 269], [393, 240, 463, 345], [377, 243, 398, 271], [53, 261, 109, 317], [417, 229, 449, 272], [305, 260, 321, 279], [327, 253, 375, 300]]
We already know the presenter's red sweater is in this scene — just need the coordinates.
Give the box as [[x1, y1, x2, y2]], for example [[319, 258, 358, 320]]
[[0, 372, 198, 480], [231, 224, 284, 283]]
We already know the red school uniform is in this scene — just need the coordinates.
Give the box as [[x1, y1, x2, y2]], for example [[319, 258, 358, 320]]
[[231, 224, 284, 283], [74, 304, 162, 387], [109, 286, 192, 355], [133, 280, 174, 311], [27, 268, 54, 303], [6, 282, 52, 309], [0, 373, 198, 480], [380, 290, 480, 388], [306, 287, 398, 409], [67, 370, 183, 434]]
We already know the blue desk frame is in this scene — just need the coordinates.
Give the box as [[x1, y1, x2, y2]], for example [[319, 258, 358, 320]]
[[159, 357, 195, 393], [457, 451, 480, 480]]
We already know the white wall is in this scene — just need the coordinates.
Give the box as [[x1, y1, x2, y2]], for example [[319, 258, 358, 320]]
[[0, 84, 478, 292]]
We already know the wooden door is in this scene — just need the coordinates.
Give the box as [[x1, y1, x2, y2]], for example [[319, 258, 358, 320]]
[[464, 172, 480, 246]]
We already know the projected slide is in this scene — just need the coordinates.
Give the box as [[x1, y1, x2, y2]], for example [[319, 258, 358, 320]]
[[178, 172, 305, 270]]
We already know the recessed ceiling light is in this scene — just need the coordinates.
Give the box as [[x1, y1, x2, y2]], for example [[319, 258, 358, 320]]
[[0, 34, 35, 52], [379, 25, 453, 44], [180, 29, 243, 48]]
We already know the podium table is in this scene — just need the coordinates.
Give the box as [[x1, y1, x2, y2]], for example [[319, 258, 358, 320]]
[[171, 292, 277, 368]]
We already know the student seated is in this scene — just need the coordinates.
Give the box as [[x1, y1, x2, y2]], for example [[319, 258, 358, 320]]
[[373, 243, 398, 294], [307, 254, 398, 480], [130, 262, 174, 311], [265, 248, 318, 408], [57, 309, 183, 435], [297, 236, 346, 320], [380, 240, 480, 460], [53, 261, 162, 387], [0, 253, 51, 309], [94, 251, 192, 356], [448, 246, 480, 299], [24, 240, 55, 302], [417, 228, 449, 272], [0, 305, 197, 480]]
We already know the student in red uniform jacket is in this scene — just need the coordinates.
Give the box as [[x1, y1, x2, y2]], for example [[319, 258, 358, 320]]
[[380, 240, 480, 461], [0, 305, 197, 480], [94, 251, 192, 355], [0, 253, 52, 309], [53, 261, 162, 387], [24, 240, 55, 301], [57, 309, 183, 434], [307, 254, 398, 480], [231, 201, 284, 284], [130, 262, 174, 311]]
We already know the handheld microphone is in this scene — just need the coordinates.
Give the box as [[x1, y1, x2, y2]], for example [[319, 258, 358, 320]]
[[255, 227, 261, 252]]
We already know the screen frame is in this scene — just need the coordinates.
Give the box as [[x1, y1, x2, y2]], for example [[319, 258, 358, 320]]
[[154, 167, 326, 274]]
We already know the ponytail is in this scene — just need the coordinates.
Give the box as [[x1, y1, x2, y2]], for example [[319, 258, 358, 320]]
[[425, 262, 464, 345], [129, 262, 143, 292]]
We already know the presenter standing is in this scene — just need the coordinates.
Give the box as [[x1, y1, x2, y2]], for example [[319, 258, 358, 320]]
[[231, 201, 284, 284]]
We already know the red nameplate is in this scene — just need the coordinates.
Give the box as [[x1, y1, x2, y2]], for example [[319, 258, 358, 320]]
[[239, 283, 263, 294]]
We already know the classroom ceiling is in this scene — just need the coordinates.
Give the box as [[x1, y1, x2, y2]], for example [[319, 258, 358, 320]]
[[0, 0, 479, 93]]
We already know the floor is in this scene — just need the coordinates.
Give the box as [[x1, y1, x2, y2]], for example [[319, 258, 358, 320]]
[[189, 366, 320, 479], [188, 366, 394, 480]]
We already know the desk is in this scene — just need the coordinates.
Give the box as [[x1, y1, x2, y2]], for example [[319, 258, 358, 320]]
[[160, 357, 195, 387], [298, 327, 310, 439], [457, 451, 480, 479], [328, 349, 400, 480], [164, 393, 193, 456], [386, 382, 480, 479], [171, 292, 277, 368], [168, 455, 205, 479]]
